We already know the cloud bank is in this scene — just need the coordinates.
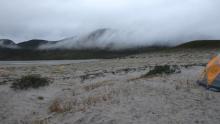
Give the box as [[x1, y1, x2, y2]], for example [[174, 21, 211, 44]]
[[0, 0, 220, 47]]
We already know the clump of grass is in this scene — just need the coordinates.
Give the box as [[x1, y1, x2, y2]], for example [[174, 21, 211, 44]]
[[83, 94, 112, 106], [0, 80, 7, 85], [49, 99, 64, 113], [83, 80, 113, 91], [32, 119, 49, 124], [11, 74, 51, 90], [143, 65, 181, 77], [49, 93, 112, 113], [37, 96, 44, 100]]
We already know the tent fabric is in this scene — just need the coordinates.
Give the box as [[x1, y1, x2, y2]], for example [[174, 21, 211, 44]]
[[198, 55, 220, 91], [212, 75, 220, 88]]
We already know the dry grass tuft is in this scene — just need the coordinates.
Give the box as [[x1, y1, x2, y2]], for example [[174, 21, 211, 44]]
[[32, 119, 49, 124], [49, 99, 77, 113], [49, 98, 78, 113], [83, 80, 114, 91], [83, 94, 112, 106], [0, 69, 11, 77], [175, 79, 198, 91], [49, 93, 112, 114], [49, 99, 64, 113]]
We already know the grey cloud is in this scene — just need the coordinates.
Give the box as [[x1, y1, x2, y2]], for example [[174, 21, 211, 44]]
[[0, 0, 219, 46]]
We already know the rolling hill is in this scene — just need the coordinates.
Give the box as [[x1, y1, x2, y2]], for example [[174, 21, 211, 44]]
[[176, 40, 220, 48], [1, 32, 220, 60], [0, 39, 18, 49]]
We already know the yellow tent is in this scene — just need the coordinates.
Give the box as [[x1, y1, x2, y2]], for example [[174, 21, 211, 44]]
[[198, 55, 220, 91]]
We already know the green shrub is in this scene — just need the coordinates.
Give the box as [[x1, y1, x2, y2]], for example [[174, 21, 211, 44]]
[[143, 65, 181, 77], [11, 74, 51, 90]]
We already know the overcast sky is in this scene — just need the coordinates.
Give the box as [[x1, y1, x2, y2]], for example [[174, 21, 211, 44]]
[[0, 0, 220, 44]]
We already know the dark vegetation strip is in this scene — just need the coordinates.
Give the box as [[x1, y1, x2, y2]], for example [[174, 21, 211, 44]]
[[79, 64, 206, 81], [0, 47, 169, 60], [11, 74, 52, 90]]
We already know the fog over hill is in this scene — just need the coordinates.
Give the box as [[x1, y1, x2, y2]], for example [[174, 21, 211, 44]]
[[39, 28, 167, 50], [0, 39, 18, 49], [0, 34, 220, 60]]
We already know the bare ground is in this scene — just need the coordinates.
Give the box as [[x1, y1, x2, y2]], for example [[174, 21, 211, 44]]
[[0, 49, 220, 124]]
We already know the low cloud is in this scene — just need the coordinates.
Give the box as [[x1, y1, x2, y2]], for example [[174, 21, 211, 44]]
[[0, 0, 220, 48]]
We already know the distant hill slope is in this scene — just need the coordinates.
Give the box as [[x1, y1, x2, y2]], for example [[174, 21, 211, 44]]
[[15, 29, 114, 50], [0, 39, 18, 48], [176, 40, 220, 48], [1, 34, 220, 60], [0, 45, 168, 60], [17, 39, 51, 49]]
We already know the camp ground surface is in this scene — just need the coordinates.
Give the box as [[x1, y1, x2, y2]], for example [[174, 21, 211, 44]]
[[1, 49, 220, 124]]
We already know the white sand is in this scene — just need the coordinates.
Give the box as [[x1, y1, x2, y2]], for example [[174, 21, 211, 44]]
[[0, 49, 220, 124]]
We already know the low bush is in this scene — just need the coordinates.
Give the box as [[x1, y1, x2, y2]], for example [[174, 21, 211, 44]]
[[143, 65, 181, 77], [11, 74, 51, 90]]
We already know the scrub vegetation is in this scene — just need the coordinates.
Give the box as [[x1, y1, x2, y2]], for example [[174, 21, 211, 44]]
[[142, 65, 181, 77], [11, 74, 51, 90]]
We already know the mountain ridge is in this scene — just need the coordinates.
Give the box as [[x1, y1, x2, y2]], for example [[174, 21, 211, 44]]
[[0, 39, 220, 60], [175, 40, 220, 48], [0, 39, 18, 49], [1, 28, 220, 60]]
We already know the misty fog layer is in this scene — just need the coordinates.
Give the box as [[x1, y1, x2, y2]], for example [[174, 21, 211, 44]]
[[0, 0, 220, 48], [39, 28, 167, 50]]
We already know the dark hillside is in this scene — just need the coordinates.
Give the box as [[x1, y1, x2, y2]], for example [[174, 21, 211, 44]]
[[176, 40, 220, 48], [17, 39, 52, 49], [0, 47, 168, 60]]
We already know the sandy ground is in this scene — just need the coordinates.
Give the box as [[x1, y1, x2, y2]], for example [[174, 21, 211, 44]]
[[1, 49, 220, 124]]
